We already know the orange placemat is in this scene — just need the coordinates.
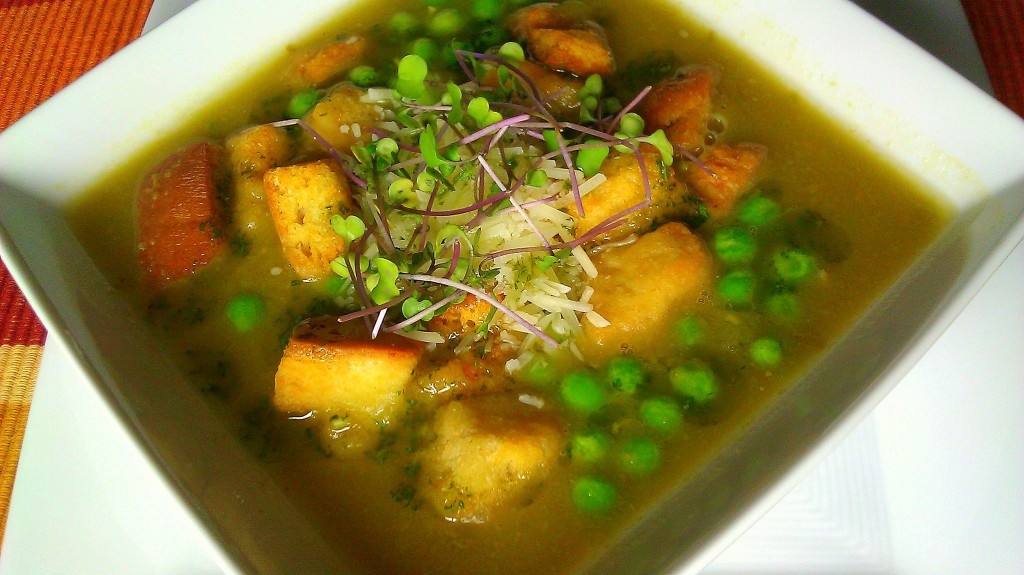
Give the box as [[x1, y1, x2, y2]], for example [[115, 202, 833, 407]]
[[0, 0, 155, 547], [0, 0, 1021, 554]]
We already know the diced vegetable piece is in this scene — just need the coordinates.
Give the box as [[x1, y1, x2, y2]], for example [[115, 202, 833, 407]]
[[686, 143, 768, 218], [263, 160, 356, 279], [419, 395, 563, 523], [273, 318, 425, 448], [508, 3, 574, 39], [481, 59, 584, 119], [135, 141, 226, 288]]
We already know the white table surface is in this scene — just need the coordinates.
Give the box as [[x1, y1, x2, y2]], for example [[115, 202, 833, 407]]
[[1, 1, 1021, 574]]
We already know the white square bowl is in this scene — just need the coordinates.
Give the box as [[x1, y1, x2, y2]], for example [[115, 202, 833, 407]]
[[1, 1, 1023, 574]]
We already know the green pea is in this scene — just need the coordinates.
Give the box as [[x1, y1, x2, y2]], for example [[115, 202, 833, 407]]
[[713, 227, 757, 264], [519, 354, 555, 386], [225, 294, 265, 332], [674, 315, 704, 347], [773, 248, 816, 284], [409, 37, 439, 63], [669, 361, 718, 404], [736, 195, 780, 228], [473, 25, 509, 51], [428, 8, 466, 38], [619, 438, 660, 475], [639, 398, 682, 433], [286, 89, 320, 119], [348, 65, 379, 88], [421, 0, 449, 5], [767, 291, 801, 319], [572, 477, 617, 514], [605, 355, 645, 394], [471, 0, 503, 20], [560, 370, 607, 414], [751, 337, 783, 367], [717, 269, 756, 306], [388, 12, 420, 37], [570, 431, 610, 463]]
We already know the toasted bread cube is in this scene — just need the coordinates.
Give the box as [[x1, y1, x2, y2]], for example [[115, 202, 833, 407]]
[[582, 222, 711, 359], [136, 141, 226, 288], [526, 28, 614, 77], [303, 83, 385, 154], [509, 3, 573, 39], [686, 143, 768, 218], [426, 294, 494, 339], [264, 160, 356, 279], [482, 60, 584, 119], [570, 150, 682, 242], [226, 125, 291, 234], [291, 35, 368, 87], [639, 69, 716, 152], [274, 318, 425, 442], [419, 395, 563, 522]]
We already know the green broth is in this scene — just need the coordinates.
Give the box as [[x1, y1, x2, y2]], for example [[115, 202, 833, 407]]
[[68, 1, 949, 574]]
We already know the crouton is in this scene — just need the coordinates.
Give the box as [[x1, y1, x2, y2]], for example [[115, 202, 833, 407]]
[[582, 222, 711, 359], [302, 83, 384, 154], [135, 141, 226, 288], [263, 160, 356, 279], [426, 294, 494, 339], [290, 35, 368, 88], [416, 355, 513, 404], [569, 150, 683, 242], [686, 143, 768, 218], [419, 395, 563, 522], [482, 59, 584, 119], [526, 28, 615, 77], [274, 317, 425, 448], [638, 68, 716, 152], [225, 125, 290, 234], [508, 3, 574, 39]]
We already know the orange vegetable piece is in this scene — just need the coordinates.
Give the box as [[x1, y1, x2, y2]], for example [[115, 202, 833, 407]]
[[686, 143, 768, 217], [526, 28, 615, 77], [638, 69, 716, 152]]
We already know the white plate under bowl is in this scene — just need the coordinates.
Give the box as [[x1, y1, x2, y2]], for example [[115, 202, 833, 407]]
[[1, 1, 1023, 574]]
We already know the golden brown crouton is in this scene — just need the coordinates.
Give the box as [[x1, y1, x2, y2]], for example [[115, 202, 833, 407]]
[[686, 143, 768, 218], [263, 160, 356, 279], [303, 83, 384, 154], [508, 3, 574, 39], [419, 395, 563, 522], [426, 294, 494, 339], [526, 28, 615, 77], [225, 125, 290, 234], [290, 35, 368, 88], [274, 318, 425, 449], [582, 222, 711, 359], [570, 150, 682, 242], [638, 68, 716, 152], [482, 59, 584, 119], [136, 141, 226, 288]]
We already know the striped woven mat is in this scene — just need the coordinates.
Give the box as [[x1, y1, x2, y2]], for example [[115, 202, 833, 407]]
[[0, 0, 1021, 550]]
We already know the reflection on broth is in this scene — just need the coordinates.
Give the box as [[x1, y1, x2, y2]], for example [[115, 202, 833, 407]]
[[68, 0, 949, 573]]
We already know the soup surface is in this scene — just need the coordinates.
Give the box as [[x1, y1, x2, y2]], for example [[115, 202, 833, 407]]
[[69, 1, 949, 573]]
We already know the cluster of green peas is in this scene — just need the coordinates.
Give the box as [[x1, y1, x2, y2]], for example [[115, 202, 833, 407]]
[[521, 351, 730, 514]]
